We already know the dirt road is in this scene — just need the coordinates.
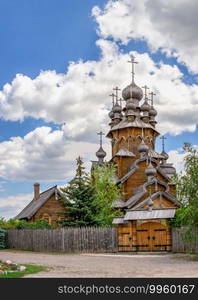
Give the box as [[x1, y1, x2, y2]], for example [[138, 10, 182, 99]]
[[0, 250, 198, 277]]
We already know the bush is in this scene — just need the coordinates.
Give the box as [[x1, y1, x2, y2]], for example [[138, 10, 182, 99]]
[[0, 228, 6, 249], [0, 217, 52, 229]]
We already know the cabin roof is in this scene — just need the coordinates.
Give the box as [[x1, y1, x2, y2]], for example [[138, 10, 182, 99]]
[[15, 186, 62, 220]]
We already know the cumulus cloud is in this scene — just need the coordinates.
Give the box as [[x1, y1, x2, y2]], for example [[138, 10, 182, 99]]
[[93, 0, 198, 73], [0, 41, 198, 137], [0, 126, 111, 181], [0, 193, 33, 219], [168, 149, 186, 174]]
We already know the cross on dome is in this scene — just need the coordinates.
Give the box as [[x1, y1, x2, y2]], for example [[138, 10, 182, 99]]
[[109, 93, 116, 106], [127, 56, 138, 83], [160, 135, 167, 152], [142, 85, 149, 99], [97, 131, 105, 147], [149, 91, 156, 106], [113, 86, 121, 103]]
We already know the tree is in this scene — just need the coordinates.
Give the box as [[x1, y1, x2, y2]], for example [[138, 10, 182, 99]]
[[60, 157, 98, 226], [92, 163, 123, 226], [172, 144, 198, 228]]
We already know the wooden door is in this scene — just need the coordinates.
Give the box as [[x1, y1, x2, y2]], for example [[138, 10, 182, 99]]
[[136, 222, 171, 252], [136, 222, 150, 251], [150, 222, 171, 251], [117, 223, 132, 252]]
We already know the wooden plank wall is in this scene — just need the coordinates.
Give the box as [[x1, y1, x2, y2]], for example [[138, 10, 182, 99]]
[[172, 227, 198, 254], [6, 227, 118, 253]]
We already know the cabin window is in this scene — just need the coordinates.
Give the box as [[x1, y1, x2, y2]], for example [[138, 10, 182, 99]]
[[42, 213, 51, 225]]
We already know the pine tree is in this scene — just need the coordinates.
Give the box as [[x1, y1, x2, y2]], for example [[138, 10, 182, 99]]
[[60, 156, 98, 226]]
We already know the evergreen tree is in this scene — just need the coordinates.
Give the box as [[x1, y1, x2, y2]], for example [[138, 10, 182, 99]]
[[60, 157, 98, 226]]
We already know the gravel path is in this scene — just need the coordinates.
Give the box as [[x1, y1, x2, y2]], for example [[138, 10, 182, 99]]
[[0, 250, 198, 278]]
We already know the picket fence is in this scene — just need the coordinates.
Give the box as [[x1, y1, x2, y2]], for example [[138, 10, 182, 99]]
[[6, 227, 118, 253]]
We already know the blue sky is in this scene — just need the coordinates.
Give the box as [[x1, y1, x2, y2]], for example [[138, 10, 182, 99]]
[[0, 0, 198, 218]]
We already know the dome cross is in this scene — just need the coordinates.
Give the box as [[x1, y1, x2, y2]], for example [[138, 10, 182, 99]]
[[109, 93, 116, 106], [128, 56, 138, 83], [97, 131, 105, 148], [160, 135, 167, 152], [113, 86, 121, 103], [149, 91, 156, 106], [142, 85, 149, 99]]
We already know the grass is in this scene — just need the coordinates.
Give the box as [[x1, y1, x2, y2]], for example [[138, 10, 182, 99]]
[[0, 264, 46, 278]]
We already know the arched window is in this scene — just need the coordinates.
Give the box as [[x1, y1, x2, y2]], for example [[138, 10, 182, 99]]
[[42, 213, 51, 225]]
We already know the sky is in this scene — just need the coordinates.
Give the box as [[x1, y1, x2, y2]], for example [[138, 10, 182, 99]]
[[0, 0, 198, 219]]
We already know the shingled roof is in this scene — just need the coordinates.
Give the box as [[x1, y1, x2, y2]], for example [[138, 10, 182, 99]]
[[15, 186, 62, 220]]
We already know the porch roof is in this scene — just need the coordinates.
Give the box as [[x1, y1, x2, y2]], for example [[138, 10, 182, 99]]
[[124, 208, 176, 221]]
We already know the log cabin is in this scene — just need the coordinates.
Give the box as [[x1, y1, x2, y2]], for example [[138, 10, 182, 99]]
[[15, 184, 66, 226]]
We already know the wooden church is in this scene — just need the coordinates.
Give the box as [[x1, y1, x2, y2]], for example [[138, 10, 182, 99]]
[[95, 57, 180, 252]]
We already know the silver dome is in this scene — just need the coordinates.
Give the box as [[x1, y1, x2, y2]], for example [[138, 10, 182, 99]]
[[108, 110, 114, 119], [122, 82, 143, 101], [141, 99, 151, 112], [113, 103, 122, 113], [149, 106, 157, 117], [145, 162, 157, 176], [161, 150, 169, 160], [96, 146, 106, 159], [138, 140, 149, 153], [126, 101, 136, 110]]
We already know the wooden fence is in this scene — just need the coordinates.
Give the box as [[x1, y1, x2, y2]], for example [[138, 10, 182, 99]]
[[6, 227, 118, 253], [172, 227, 198, 253]]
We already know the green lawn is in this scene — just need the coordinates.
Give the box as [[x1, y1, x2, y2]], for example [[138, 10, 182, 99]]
[[0, 264, 46, 278]]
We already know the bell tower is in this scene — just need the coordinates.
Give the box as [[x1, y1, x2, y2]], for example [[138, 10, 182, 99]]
[[105, 57, 180, 252], [107, 57, 161, 184]]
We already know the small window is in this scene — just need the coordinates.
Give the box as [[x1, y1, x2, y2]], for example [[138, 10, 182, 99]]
[[42, 213, 51, 225]]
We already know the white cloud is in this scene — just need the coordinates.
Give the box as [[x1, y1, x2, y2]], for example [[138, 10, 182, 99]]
[[168, 149, 186, 174], [0, 126, 111, 182], [93, 0, 198, 73], [0, 193, 33, 219], [0, 41, 198, 138]]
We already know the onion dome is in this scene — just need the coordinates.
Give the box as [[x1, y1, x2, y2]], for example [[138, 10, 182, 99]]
[[112, 102, 122, 113], [96, 146, 106, 160], [122, 82, 143, 101], [145, 162, 157, 177], [149, 106, 157, 117], [140, 99, 151, 112], [108, 110, 114, 119], [138, 140, 149, 153], [161, 150, 169, 160], [126, 100, 136, 110]]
